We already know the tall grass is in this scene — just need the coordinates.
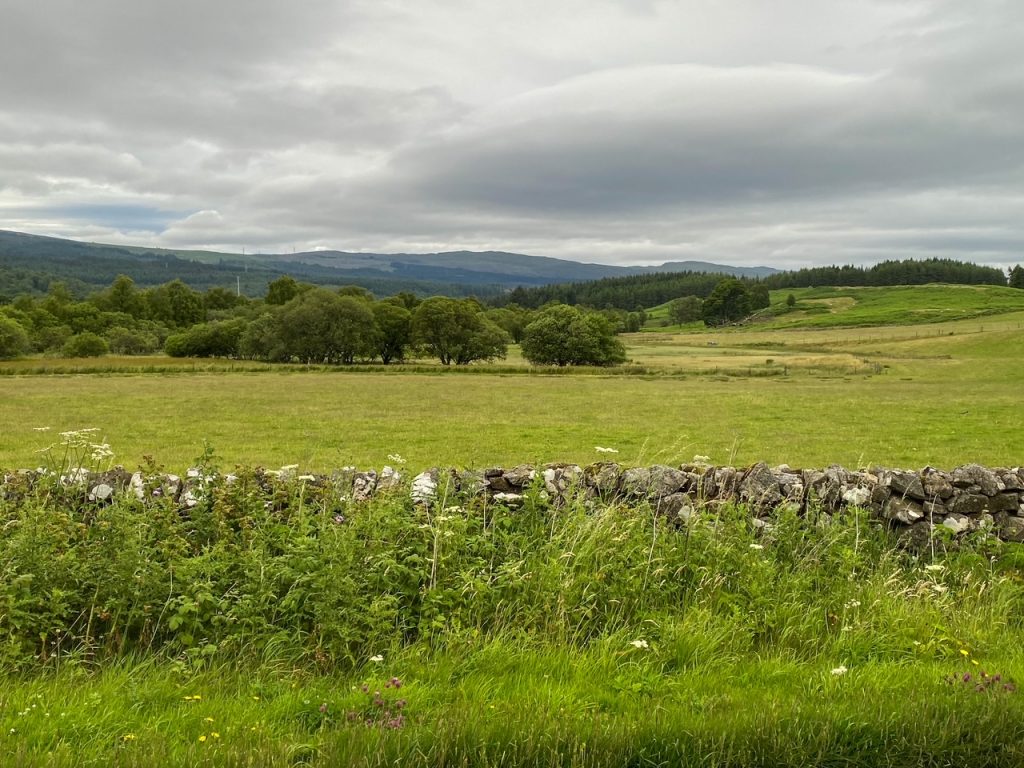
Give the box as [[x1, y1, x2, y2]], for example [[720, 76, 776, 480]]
[[2, 468, 1023, 765]]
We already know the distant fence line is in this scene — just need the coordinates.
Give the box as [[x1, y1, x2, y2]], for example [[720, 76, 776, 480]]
[[4, 460, 1023, 545]]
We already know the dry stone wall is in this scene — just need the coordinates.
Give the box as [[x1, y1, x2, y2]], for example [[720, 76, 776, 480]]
[[5, 460, 1024, 545]]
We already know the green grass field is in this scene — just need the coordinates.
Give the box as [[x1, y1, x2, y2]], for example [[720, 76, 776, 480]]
[[2, 286, 1023, 472]]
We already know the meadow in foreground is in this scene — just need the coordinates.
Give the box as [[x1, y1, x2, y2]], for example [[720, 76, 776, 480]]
[[2, 464, 1023, 766]]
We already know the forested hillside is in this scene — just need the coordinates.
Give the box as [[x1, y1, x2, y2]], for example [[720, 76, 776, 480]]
[[495, 258, 1012, 311]]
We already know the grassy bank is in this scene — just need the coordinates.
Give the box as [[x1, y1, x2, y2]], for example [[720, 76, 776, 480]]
[[2, 468, 1023, 765]]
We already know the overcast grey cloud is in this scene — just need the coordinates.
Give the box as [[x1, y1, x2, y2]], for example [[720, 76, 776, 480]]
[[1, 0, 1022, 269]]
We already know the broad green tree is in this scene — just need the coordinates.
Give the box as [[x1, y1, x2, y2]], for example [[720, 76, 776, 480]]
[[411, 297, 508, 365], [265, 276, 304, 305], [61, 331, 109, 358], [701, 278, 752, 327], [749, 283, 771, 310], [165, 319, 246, 358], [145, 279, 205, 328], [0, 315, 30, 359], [520, 304, 626, 366], [667, 296, 703, 325], [1010, 265, 1024, 289], [272, 289, 377, 364], [371, 301, 412, 364]]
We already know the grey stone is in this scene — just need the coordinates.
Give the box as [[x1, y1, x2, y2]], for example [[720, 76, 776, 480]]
[[655, 492, 695, 523], [773, 469, 804, 500], [885, 497, 924, 524], [589, 463, 624, 496], [999, 470, 1024, 492], [502, 464, 536, 490], [352, 471, 378, 502], [88, 483, 114, 502], [922, 500, 947, 517], [947, 493, 990, 516], [649, 465, 688, 499], [922, 468, 954, 499], [619, 466, 650, 497], [952, 464, 1002, 496], [1002, 517, 1024, 542], [842, 486, 871, 507], [542, 464, 581, 501], [491, 492, 524, 509], [411, 469, 439, 506], [377, 466, 402, 494], [739, 462, 783, 508], [989, 493, 1021, 513], [942, 513, 971, 534], [880, 469, 926, 501], [804, 468, 843, 507], [713, 466, 740, 499]]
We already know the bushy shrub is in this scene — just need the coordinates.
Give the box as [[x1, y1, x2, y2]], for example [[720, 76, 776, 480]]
[[60, 331, 109, 357], [164, 319, 246, 358], [0, 315, 31, 359]]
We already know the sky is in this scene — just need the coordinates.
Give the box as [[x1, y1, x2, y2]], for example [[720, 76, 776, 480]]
[[1, 0, 1022, 270]]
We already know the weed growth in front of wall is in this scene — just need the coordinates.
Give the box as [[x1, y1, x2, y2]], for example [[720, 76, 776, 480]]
[[2, 458, 1024, 766]]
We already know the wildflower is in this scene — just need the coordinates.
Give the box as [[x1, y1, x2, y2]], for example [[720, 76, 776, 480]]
[[594, 446, 619, 453], [748, 543, 764, 551], [183, 695, 202, 702], [204, 717, 214, 723], [198, 735, 207, 742], [924, 564, 945, 572], [90, 443, 114, 462], [692, 455, 711, 464], [211, 732, 220, 739], [845, 600, 861, 609], [252, 696, 260, 701], [121, 734, 136, 742], [960, 649, 970, 657], [629, 639, 649, 649], [387, 454, 407, 464], [831, 665, 848, 676], [369, 654, 384, 663]]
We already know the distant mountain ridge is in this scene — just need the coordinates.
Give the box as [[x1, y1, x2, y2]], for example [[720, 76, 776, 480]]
[[0, 229, 778, 298]]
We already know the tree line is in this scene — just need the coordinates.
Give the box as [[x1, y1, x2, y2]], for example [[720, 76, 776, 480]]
[[491, 258, 1017, 313], [0, 275, 628, 366]]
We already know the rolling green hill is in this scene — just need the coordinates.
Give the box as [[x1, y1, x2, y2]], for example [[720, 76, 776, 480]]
[[646, 284, 1024, 330]]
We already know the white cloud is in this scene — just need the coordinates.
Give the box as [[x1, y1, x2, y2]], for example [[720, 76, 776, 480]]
[[1, 0, 1023, 268]]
